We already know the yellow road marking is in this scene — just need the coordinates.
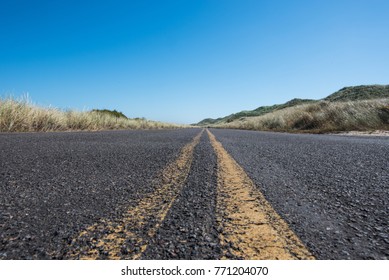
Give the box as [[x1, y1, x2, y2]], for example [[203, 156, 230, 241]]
[[207, 129, 314, 260], [66, 129, 203, 259]]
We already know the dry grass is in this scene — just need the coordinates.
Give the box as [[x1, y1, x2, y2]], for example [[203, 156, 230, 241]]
[[217, 99, 389, 133], [0, 97, 179, 132]]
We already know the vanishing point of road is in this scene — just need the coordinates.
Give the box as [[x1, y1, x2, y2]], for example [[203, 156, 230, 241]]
[[1, 128, 388, 259]]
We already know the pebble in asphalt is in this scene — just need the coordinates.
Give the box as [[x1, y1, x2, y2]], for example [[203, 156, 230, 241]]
[[210, 129, 389, 260], [1, 128, 388, 259], [0, 129, 200, 259], [142, 131, 221, 259]]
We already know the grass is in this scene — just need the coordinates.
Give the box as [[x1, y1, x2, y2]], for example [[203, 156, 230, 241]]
[[324, 85, 389, 102], [195, 98, 315, 126], [216, 99, 389, 133], [196, 84, 389, 128], [0, 96, 179, 132]]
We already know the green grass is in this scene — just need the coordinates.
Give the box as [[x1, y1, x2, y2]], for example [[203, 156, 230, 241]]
[[0, 97, 179, 132], [217, 99, 389, 133]]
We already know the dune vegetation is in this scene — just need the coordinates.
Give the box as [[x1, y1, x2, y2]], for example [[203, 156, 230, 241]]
[[215, 98, 389, 133], [196, 85, 389, 133], [0, 97, 179, 132]]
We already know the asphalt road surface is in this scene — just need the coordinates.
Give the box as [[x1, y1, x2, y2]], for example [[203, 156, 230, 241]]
[[0, 128, 388, 259]]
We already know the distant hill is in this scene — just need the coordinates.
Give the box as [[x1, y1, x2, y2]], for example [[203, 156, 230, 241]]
[[92, 109, 128, 119], [324, 85, 389, 102], [195, 85, 389, 126], [195, 98, 315, 125]]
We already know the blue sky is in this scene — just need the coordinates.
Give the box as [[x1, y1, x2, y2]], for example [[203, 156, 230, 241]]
[[1, 0, 388, 124]]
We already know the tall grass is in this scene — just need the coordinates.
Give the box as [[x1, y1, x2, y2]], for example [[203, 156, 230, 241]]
[[218, 99, 389, 133], [0, 97, 179, 132]]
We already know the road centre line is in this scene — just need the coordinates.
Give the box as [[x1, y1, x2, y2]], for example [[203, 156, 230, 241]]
[[207, 129, 315, 260], [65, 129, 203, 259]]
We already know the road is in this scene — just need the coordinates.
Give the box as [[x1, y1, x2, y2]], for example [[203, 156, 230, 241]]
[[0, 128, 388, 259]]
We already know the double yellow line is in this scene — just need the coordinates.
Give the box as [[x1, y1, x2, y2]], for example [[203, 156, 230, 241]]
[[67, 129, 314, 260], [66, 130, 203, 260], [207, 130, 314, 260]]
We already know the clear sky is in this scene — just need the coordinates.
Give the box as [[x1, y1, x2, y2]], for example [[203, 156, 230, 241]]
[[1, 0, 388, 124]]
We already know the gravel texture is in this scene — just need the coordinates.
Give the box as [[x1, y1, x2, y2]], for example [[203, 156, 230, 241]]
[[1, 128, 388, 260], [0, 129, 200, 259], [210, 129, 389, 259], [142, 132, 221, 259]]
